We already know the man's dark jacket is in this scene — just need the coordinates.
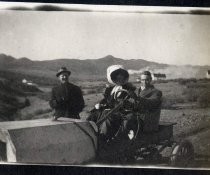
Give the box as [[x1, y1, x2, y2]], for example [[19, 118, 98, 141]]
[[49, 82, 85, 119], [135, 85, 162, 132]]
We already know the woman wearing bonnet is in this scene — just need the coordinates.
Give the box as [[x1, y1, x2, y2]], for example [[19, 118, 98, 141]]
[[87, 65, 137, 143]]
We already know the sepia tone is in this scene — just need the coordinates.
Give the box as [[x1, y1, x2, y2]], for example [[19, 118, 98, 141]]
[[0, 2, 210, 169]]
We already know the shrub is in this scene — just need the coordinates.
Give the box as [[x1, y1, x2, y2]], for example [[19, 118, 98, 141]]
[[197, 91, 210, 108], [161, 98, 175, 109], [153, 79, 169, 84], [0, 105, 18, 121], [182, 88, 200, 102], [186, 82, 210, 89], [24, 98, 30, 107], [0, 80, 24, 96], [198, 78, 210, 83], [161, 97, 185, 109], [178, 78, 197, 86], [18, 84, 42, 93], [182, 80, 210, 103], [0, 70, 57, 86], [37, 92, 51, 101]]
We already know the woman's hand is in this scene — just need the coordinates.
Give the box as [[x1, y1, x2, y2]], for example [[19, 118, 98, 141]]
[[128, 91, 138, 100], [95, 103, 101, 109]]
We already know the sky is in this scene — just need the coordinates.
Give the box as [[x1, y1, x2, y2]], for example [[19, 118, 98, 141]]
[[0, 7, 210, 65]]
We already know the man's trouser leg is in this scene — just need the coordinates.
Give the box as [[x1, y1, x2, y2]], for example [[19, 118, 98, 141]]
[[99, 113, 121, 141], [120, 113, 143, 139]]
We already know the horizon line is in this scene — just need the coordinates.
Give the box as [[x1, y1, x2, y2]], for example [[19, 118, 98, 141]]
[[1, 53, 210, 67]]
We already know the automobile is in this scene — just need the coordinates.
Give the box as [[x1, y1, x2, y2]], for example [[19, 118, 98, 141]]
[[90, 89, 194, 167]]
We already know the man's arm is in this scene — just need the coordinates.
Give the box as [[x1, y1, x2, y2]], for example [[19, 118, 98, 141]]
[[76, 87, 85, 112], [136, 90, 162, 111], [49, 88, 58, 109]]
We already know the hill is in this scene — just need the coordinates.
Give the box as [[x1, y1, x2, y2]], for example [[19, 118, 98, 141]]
[[0, 77, 41, 121], [0, 54, 167, 79], [0, 53, 209, 81]]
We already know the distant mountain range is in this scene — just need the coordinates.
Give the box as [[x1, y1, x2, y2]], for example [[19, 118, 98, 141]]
[[0, 53, 209, 80]]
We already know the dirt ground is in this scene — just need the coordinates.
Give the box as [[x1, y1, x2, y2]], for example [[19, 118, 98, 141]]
[[161, 108, 210, 168]]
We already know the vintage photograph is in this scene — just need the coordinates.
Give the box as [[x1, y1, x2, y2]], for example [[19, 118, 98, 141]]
[[0, 2, 210, 169]]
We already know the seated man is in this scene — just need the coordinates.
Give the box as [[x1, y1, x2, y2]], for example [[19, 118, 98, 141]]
[[133, 71, 162, 133], [87, 65, 137, 142]]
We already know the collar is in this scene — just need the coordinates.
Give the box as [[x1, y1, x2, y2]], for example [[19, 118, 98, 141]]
[[140, 84, 154, 91]]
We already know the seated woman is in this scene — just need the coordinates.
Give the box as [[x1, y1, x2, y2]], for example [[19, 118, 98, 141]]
[[87, 65, 137, 143]]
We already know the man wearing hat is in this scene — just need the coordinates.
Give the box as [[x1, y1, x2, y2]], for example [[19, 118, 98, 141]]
[[49, 67, 85, 120]]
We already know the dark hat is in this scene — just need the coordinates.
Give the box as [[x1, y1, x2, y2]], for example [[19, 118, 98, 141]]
[[111, 68, 129, 82], [56, 67, 71, 77]]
